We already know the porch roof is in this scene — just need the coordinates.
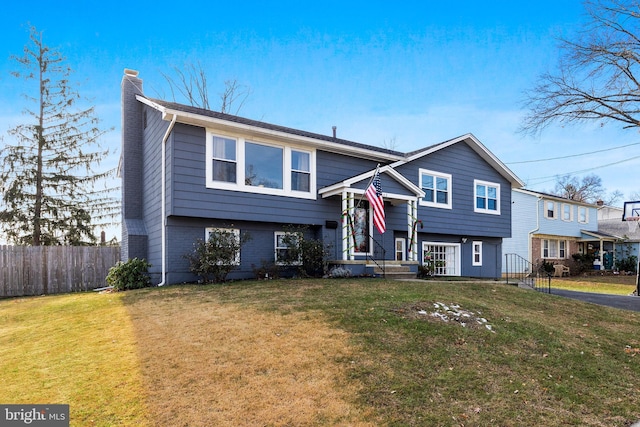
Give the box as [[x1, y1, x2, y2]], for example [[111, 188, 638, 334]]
[[318, 165, 425, 205], [580, 230, 620, 242]]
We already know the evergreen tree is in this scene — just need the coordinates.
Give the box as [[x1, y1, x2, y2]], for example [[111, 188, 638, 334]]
[[0, 25, 117, 245]]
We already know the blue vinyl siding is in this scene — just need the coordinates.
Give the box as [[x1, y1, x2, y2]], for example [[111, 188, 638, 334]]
[[502, 189, 600, 273], [140, 107, 169, 277], [163, 217, 329, 284], [156, 128, 512, 282], [396, 142, 512, 238], [502, 190, 539, 268], [130, 101, 517, 282], [169, 131, 375, 225]]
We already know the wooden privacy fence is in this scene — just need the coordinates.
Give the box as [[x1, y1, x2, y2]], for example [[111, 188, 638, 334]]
[[0, 245, 121, 297]]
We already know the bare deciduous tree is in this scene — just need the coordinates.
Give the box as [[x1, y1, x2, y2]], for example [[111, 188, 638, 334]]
[[219, 79, 252, 115], [552, 173, 622, 204], [521, 0, 640, 134], [161, 62, 211, 109], [161, 63, 252, 115]]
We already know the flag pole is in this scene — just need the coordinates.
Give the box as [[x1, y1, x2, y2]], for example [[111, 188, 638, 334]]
[[354, 164, 381, 211]]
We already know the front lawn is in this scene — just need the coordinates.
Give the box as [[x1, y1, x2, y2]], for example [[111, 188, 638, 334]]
[[552, 273, 638, 295], [2, 279, 640, 426]]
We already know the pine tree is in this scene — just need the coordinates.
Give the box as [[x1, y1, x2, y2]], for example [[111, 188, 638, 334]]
[[0, 25, 118, 245]]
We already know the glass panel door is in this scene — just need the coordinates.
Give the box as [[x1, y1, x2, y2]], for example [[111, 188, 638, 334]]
[[422, 242, 460, 276]]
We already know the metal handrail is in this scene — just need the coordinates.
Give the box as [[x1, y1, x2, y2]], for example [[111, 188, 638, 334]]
[[367, 235, 386, 278], [505, 253, 551, 293]]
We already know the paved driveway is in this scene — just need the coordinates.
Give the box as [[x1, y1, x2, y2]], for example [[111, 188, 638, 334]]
[[549, 288, 640, 312]]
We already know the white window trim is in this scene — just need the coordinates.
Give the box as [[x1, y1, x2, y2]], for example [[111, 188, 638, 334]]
[[578, 206, 589, 224], [544, 201, 557, 219], [205, 227, 241, 265], [474, 179, 501, 215], [472, 241, 482, 266], [541, 238, 567, 259], [351, 203, 374, 257], [419, 168, 452, 209], [274, 231, 302, 265], [205, 131, 316, 199], [561, 203, 573, 222], [421, 242, 461, 276], [395, 238, 406, 261]]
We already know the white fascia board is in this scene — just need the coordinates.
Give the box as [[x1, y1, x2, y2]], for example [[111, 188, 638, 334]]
[[319, 185, 418, 203], [392, 133, 525, 188], [138, 96, 403, 162], [319, 165, 425, 199], [344, 166, 424, 196], [136, 96, 168, 113], [514, 188, 599, 207]]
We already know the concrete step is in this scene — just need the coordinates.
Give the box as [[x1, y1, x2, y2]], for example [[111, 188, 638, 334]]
[[383, 271, 418, 280], [368, 263, 417, 279]]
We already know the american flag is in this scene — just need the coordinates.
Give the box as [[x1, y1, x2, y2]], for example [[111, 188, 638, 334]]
[[365, 170, 386, 234]]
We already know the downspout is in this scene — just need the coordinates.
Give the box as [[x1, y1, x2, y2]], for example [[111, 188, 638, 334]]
[[528, 196, 542, 264], [158, 115, 177, 286]]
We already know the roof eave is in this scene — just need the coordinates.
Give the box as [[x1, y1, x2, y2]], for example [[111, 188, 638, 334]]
[[137, 95, 404, 162], [392, 133, 525, 188]]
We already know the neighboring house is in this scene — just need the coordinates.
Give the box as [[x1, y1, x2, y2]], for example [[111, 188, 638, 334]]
[[120, 69, 524, 285], [502, 189, 604, 274], [597, 205, 640, 270]]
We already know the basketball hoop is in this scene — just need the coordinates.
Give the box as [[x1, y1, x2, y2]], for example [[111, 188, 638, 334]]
[[626, 216, 640, 233]]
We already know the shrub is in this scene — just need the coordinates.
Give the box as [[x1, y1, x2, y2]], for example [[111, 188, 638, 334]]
[[106, 258, 151, 291], [616, 255, 638, 273], [572, 252, 595, 274], [277, 225, 330, 277], [539, 260, 555, 275], [184, 228, 251, 283], [418, 252, 445, 278]]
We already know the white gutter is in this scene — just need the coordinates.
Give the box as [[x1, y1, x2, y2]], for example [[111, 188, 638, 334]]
[[158, 114, 177, 286]]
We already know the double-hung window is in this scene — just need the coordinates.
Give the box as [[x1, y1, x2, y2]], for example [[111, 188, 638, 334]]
[[472, 241, 482, 266], [474, 180, 500, 214], [542, 239, 567, 259], [562, 204, 573, 221], [211, 136, 237, 183], [419, 169, 452, 209], [206, 131, 316, 199], [274, 231, 301, 265], [205, 227, 241, 265], [291, 150, 310, 192], [578, 206, 588, 223], [545, 201, 557, 219]]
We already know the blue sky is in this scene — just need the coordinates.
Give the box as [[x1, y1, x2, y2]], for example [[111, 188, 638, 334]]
[[1, 0, 639, 235]]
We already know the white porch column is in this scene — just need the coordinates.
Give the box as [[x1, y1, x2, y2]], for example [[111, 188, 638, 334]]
[[407, 199, 418, 261], [348, 192, 355, 261], [341, 191, 357, 261], [599, 239, 604, 268], [341, 191, 349, 261]]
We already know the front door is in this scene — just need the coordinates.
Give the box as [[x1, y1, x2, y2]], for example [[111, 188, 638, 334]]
[[395, 238, 406, 261]]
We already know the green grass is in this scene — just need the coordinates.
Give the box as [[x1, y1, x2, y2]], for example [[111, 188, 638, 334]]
[[189, 279, 640, 426], [0, 293, 149, 426], [551, 274, 638, 295], [2, 279, 640, 426]]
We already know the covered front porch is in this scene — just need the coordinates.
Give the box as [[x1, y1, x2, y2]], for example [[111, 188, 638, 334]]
[[319, 166, 425, 276], [580, 230, 620, 271]]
